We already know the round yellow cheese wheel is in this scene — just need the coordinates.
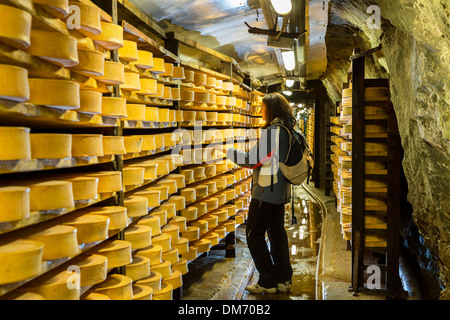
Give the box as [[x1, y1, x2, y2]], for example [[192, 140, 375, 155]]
[[122, 166, 145, 186], [206, 112, 218, 122], [123, 135, 143, 153], [123, 195, 148, 218], [180, 188, 196, 203], [27, 29, 78, 67], [152, 232, 171, 252], [28, 180, 74, 212], [153, 282, 173, 300], [26, 224, 79, 260], [213, 226, 227, 239], [171, 88, 181, 100], [158, 108, 170, 122], [138, 215, 161, 236], [184, 70, 195, 82], [182, 246, 198, 262], [19, 268, 80, 300], [222, 82, 234, 91], [30, 133, 72, 159], [137, 78, 158, 95], [136, 271, 162, 292], [121, 72, 141, 91], [223, 219, 236, 232], [216, 96, 227, 106], [92, 274, 133, 300], [71, 254, 107, 287], [172, 66, 185, 79], [0, 239, 43, 285], [158, 179, 178, 194], [84, 171, 122, 193], [125, 225, 152, 250], [161, 63, 174, 77], [167, 174, 186, 189], [132, 283, 153, 300], [161, 247, 179, 264], [189, 220, 208, 236], [152, 134, 164, 149], [161, 224, 180, 242], [90, 22, 124, 50], [150, 185, 168, 201], [193, 167, 206, 180], [151, 209, 167, 225], [193, 238, 211, 253], [204, 164, 217, 176], [0, 186, 30, 223], [192, 202, 207, 216], [163, 269, 182, 289], [102, 136, 126, 155], [180, 89, 194, 101], [0, 64, 30, 102], [204, 232, 219, 246], [134, 50, 154, 69], [162, 132, 176, 147], [193, 73, 206, 85], [215, 79, 223, 90], [118, 40, 138, 62], [129, 162, 157, 180], [194, 184, 209, 198], [0, 126, 31, 160], [175, 110, 184, 122], [68, 1, 101, 36], [211, 209, 228, 222], [84, 206, 128, 230], [214, 177, 227, 190], [172, 238, 189, 256], [151, 58, 165, 74], [182, 111, 196, 123], [140, 135, 156, 151], [194, 92, 210, 104], [180, 206, 197, 222], [95, 240, 132, 269], [169, 216, 187, 232], [151, 260, 172, 279], [0, 4, 31, 50], [62, 214, 109, 244], [168, 195, 185, 211], [137, 244, 163, 267], [235, 213, 245, 224], [29, 79, 80, 110], [181, 226, 200, 241], [125, 255, 151, 281], [133, 189, 161, 207], [71, 134, 103, 157], [70, 49, 104, 78], [226, 96, 237, 106], [206, 76, 216, 88], [79, 89, 102, 114], [172, 258, 188, 275], [180, 169, 194, 183], [209, 93, 216, 104], [125, 104, 146, 121], [97, 61, 125, 85]]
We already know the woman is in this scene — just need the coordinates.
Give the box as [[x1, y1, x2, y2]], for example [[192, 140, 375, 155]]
[[215, 92, 294, 294]]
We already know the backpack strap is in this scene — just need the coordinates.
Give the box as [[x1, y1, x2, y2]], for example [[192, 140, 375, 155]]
[[270, 122, 292, 163]]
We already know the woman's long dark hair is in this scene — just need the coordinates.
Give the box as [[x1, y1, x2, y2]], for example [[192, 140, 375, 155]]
[[262, 92, 296, 131]]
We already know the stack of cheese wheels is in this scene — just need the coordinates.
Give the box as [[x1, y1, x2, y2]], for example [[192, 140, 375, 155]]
[[0, 4, 32, 50], [118, 40, 138, 62], [30, 133, 72, 159], [79, 90, 102, 114], [102, 136, 126, 155], [90, 22, 124, 50], [134, 50, 154, 69], [84, 206, 128, 230], [0, 64, 30, 102], [28, 79, 80, 110], [61, 213, 109, 244], [27, 29, 78, 67], [85, 171, 122, 194], [152, 58, 165, 74]]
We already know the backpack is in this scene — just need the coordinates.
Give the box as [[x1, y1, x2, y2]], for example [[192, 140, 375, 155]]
[[273, 122, 314, 186]]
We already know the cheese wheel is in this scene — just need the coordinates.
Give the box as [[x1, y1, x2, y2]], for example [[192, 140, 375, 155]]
[[137, 79, 158, 95], [192, 202, 207, 216], [152, 233, 171, 252], [153, 134, 165, 149], [193, 167, 206, 180], [151, 260, 172, 280], [194, 92, 210, 104], [226, 96, 236, 106], [167, 174, 186, 189], [30, 133, 72, 159], [204, 232, 219, 246], [62, 214, 109, 244], [172, 66, 185, 79], [92, 274, 133, 300], [172, 258, 188, 275], [136, 271, 162, 292], [158, 108, 170, 122], [129, 162, 158, 180], [184, 70, 195, 82], [132, 283, 153, 300], [182, 111, 196, 123], [151, 58, 165, 74], [206, 112, 218, 122], [150, 185, 168, 201], [180, 206, 197, 222], [157, 179, 178, 194], [72, 134, 103, 157], [206, 76, 216, 88], [85, 206, 128, 230], [0, 186, 30, 223], [162, 63, 174, 77], [79, 90, 102, 114], [0, 4, 31, 50], [182, 246, 198, 262], [90, 22, 124, 49], [193, 238, 211, 253], [221, 204, 236, 216], [181, 226, 200, 241], [27, 180, 74, 212], [235, 213, 245, 224], [71, 254, 107, 287], [26, 224, 79, 260], [122, 166, 145, 186], [175, 110, 184, 122], [189, 220, 208, 236], [216, 96, 227, 105], [123, 196, 148, 218], [97, 61, 125, 85], [102, 136, 126, 155], [124, 256, 150, 282], [144, 106, 159, 122], [0, 126, 31, 161], [29, 79, 80, 110], [223, 220, 236, 232], [0, 239, 43, 285], [69, 1, 101, 36], [194, 185, 208, 198], [85, 171, 122, 193], [138, 244, 163, 267], [70, 49, 104, 78], [163, 132, 176, 147], [161, 247, 179, 265], [95, 240, 132, 268], [161, 224, 180, 242], [118, 40, 138, 62], [163, 269, 182, 290], [180, 89, 194, 101], [123, 135, 143, 153], [194, 73, 207, 85], [121, 72, 141, 91], [167, 195, 185, 211], [0, 64, 29, 102], [139, 135, 156, 151], [222, 82, 234, 91], [203, 214, 219, 230], [19, 268, 80, 300], [133, 189, 161, 207], [169, 216, 187, 232], [212, 209, 228, 222], [134, 50, 154, 69], [150, 209, 167, 225], [215, 80, 223, 90], [170, 87, 181, 100], [213, 226, 227, 239], [152, 282, 173, 300], [172, 238, 189, 256], [209, 93, 216, 104], [180, 188, 196, 203], [169, 109, 176, 122], [138, 216, 161, 237], [204, 165, 217, 177], [160, 202, 177, 219], [180, 169, 194, 183], [215, 177, 227, 190], [27, 29, 78, 67], [125, 225, 152, 250]]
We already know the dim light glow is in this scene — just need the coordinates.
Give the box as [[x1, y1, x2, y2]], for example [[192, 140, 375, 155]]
[[286, 79, 295, 87], [282, 90, 292, 96], [270, 0, 292, 15], [282, 50, 295, 71]]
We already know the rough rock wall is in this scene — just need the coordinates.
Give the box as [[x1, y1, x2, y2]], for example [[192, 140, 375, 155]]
[[322, 0, 450, 299]]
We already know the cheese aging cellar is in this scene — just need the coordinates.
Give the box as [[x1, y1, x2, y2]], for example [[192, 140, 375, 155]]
[[0, 0, 448, 303]]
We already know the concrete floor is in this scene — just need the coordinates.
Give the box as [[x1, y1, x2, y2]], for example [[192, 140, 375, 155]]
[[181, 184, 386, 300]]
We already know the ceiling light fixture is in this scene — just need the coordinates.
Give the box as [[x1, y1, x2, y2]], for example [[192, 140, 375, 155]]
[[282, 90, 292, 96], [281, 50, 295, 71], [270, 0, 292, 15], [285, 79, 295, 87]]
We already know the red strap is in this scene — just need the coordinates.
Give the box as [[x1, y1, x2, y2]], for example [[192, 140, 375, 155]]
[[243, 146, 277, 169]]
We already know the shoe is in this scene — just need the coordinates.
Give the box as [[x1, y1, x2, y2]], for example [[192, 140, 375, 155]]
[[245, 283, 277, 294], [277, 281, 291, 293]]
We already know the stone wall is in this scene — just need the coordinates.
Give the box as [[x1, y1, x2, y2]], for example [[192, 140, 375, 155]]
[[322, 0, 450, 299]]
